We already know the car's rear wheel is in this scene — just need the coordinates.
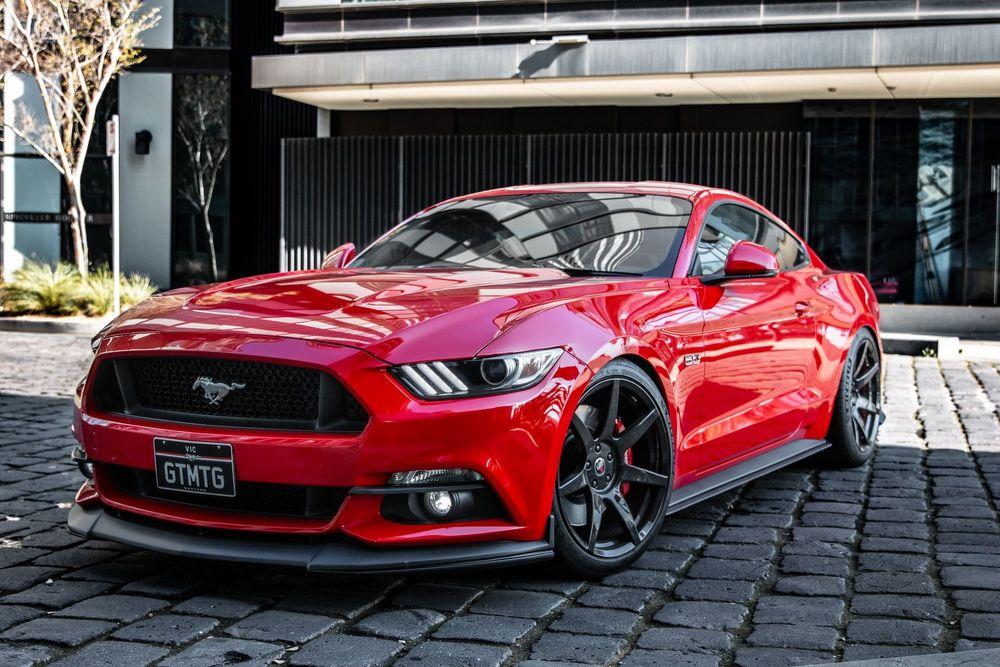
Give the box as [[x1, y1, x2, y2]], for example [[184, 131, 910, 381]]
[[553, 359, 673, 576], [826, 328, 883, 467]]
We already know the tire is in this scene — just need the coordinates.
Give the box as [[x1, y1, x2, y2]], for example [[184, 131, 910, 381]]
[[826, 328, 882, 468], [553, 359, 674, 576]]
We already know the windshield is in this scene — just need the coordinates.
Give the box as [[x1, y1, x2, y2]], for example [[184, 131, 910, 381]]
[[351, 192, 692, 276]]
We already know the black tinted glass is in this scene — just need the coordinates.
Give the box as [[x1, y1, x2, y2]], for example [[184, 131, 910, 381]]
[[693, 205, 758, 276], [354, 193, 693, 276], [693, 204, 807, 275], [759, 219, 808, 270]]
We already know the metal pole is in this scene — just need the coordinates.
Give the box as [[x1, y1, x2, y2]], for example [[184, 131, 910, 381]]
[[107, 115, 121, 315]]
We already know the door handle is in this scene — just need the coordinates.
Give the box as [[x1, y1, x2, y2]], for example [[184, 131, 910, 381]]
[[794, 301, 812, 317]]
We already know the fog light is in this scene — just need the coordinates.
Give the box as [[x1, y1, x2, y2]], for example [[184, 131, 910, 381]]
[[383, 489, 493, 524], [423, 490, 453, 518]]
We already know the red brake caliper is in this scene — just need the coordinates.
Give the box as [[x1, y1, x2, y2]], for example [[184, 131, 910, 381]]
[[615, 417, 632, 494]]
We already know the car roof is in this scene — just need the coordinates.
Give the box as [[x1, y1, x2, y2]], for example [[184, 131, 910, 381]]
[[461, 181, 730, 201]]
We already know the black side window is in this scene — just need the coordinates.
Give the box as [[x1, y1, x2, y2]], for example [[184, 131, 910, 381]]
[[757, 218, 808, 271], [693, 203, 808, 276], [692, 204, 758, 276]]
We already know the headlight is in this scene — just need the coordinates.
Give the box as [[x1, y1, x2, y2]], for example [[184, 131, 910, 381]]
[[391, 348, 562, 399]]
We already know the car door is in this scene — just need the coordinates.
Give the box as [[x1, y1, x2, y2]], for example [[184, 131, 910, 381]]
[[753, 212, 824, 433], [686, 202, 817, 473], [754, 214, 827, 433]]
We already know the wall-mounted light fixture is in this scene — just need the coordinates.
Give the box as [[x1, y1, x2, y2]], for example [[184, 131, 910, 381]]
[[135, 130, 152, 155], [529, 34, 589, 47]]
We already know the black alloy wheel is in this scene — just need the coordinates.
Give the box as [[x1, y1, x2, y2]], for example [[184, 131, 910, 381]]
[[827, 328, 883, 467], [850, 335, 882, 452], [554, 361, 672, 573]]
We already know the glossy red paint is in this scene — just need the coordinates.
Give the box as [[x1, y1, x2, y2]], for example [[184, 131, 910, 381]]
[[72, 182, 880, 557], [724, 241, 779, 276], [321, 242, 357, 269]]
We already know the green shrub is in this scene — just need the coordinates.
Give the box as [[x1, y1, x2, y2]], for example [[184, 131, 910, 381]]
[[76, 265, 158, 317], [1, 261, 82, 315], [75, 266, 116, 317], [119, 271, 157, 310], [0, 261, 157, 317]]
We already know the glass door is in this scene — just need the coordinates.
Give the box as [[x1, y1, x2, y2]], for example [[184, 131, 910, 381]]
[[991, 165, 1000, 305], [967, 102, 1000, 306]]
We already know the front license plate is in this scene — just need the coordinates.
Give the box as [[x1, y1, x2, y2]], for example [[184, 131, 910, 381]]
[[154, 438, 236, 497]]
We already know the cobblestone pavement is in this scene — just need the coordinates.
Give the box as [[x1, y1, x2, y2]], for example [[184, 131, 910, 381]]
[[2, 331, 1000, 666]]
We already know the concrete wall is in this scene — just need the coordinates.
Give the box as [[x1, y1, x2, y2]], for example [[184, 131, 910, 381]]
[[274, 0, 1000, 47], [2, 74, 63, 280], [119, 72, 173, 288], [880, 304, 1000, 339], [141, 0, 173, 50]]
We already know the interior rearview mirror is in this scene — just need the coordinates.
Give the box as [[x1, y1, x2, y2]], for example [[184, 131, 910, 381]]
[[321, 242, 357, 270]]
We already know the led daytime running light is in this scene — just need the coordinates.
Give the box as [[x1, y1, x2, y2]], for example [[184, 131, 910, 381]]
[[392, 348, 562, 399]]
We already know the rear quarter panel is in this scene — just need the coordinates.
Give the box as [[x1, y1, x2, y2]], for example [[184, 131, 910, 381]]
[[806, 269, 881, 438]]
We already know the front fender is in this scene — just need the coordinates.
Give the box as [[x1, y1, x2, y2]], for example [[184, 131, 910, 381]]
[[477, 286, 702, 456]]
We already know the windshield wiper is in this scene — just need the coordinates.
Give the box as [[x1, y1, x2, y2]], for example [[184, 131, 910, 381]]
[[554, 267, 644, 277]]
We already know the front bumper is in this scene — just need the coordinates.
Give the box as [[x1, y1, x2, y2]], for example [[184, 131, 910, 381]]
[[68, 504, 555, 573], [74, 331, 587, 549]]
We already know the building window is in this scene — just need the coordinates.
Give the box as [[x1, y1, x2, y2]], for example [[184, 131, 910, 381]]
[[968, 101, 1000, 306], [805, 103, 870, 277], [872, 101, 968, 305], [172, 73, 230, 286], [78, 83, 118, 269], [175, 0, 230, 48], [809, 99, 999, 306]]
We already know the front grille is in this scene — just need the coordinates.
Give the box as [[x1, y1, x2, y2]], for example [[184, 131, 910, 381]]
[[106, 464, 348, 519], [93, 356, 368, 432], [130, 357, 320, 421]]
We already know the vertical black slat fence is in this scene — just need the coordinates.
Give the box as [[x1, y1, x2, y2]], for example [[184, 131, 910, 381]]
[[282, 132, 811, 271], [282, 137, 400, 271], [402, 135, 529, 219]]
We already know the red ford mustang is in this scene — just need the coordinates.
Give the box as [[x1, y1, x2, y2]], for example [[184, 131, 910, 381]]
[[68, 182, 883, 575]]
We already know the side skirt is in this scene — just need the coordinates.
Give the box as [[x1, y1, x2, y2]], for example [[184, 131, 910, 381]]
[[667, 438, 830, 515]]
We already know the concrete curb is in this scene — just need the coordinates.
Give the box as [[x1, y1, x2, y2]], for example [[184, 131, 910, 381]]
[[809, 648, 1000, 666], [881, 303, 1000, 339], [882, 333, 960, 359], [0, 316, 108, 335]]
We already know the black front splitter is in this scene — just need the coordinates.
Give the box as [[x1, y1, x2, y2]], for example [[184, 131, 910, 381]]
[[67, 504, 555, 574]]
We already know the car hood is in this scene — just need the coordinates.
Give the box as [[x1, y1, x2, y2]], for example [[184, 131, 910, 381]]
[[105, 267, 631, 363]]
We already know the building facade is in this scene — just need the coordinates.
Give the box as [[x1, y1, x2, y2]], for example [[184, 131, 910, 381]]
[[0, 0, 314, 288], [253, 0, 1000, 308]]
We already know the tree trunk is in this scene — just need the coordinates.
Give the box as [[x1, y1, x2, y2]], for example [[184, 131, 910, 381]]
[[201, 205, 219, 282], [66, 180, 90, 275]]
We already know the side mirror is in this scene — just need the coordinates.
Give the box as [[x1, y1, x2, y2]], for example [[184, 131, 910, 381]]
[[321, 242, 357, 270], [702, 241, 778, 284], [724, 241, 778, 277]]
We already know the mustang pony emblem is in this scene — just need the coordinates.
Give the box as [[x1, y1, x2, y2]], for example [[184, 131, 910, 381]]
[[192, 377, 245, 405]]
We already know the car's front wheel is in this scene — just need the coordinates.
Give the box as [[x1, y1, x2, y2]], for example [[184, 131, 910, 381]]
[[553, 359, 673, 576]]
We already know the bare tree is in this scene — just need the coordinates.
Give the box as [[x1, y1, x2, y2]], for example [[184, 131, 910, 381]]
[[0, 0, 159, 274], [175, 73, 228, 282]]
